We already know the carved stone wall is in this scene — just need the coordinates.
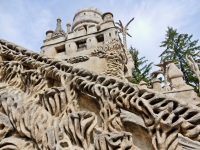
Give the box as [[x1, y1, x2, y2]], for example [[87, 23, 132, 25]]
[[40, 7, 134, 81], [1, 38, 200, 150]]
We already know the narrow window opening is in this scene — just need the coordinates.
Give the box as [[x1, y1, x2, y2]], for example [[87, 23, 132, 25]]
[[57, 49, 65, 53], [83, 25, 87, 32], [96, 34, 104, 43], [76, 39, 87, 52], [109, 33, 111, 37], [55, 45, 66, 54]]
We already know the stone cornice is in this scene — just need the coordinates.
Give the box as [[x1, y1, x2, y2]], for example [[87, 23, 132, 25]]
[[41, 26, 117, 49]]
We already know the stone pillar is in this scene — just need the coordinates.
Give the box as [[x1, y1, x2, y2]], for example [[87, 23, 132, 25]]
[[152, 78, 162, 91], [167, 63, 197, 103], [66, 23, 71, 33]]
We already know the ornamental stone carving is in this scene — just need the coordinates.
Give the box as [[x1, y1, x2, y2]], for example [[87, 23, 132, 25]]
[[2, 37, 200, 150], [1, 7, 200, 150]]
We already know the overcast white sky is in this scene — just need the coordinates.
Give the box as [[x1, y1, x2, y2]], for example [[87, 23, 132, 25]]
[[1, 0, 200, 72]]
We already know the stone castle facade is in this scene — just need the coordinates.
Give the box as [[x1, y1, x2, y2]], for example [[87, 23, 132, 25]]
[[41, 7, 134, 81], [0, 6, 200, 150]]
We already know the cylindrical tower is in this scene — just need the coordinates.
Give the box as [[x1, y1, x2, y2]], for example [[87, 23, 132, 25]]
[[72, 6, 103, 31]]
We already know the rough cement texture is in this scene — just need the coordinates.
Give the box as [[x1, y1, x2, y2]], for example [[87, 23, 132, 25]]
[[1, 7, 200, 150]]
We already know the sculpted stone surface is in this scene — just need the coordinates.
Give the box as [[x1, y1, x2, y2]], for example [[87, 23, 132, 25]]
[[1, 7, 200, 150], [150, 61, 200, 104], [1, 37, 200, 150], [41, 7, 134, 81], [52, 18, 66, 38]]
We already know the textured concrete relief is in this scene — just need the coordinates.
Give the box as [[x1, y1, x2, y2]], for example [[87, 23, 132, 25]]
[[1, 38, 200, 150], [92, 38, 128, 80]]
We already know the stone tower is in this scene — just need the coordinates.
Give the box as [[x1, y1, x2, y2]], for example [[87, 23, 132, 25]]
[[41, 7, 134, 81]]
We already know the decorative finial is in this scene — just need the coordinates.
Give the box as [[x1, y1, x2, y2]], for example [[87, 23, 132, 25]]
[[168, 63, 183, 79], [57, 17, 61, 21], [51, 17, 65, 38], [66, 23, 71, 33]]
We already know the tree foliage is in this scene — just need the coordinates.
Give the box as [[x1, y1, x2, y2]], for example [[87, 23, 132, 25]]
[[160, 27, 200, 93], [130, 46, 153, 84]]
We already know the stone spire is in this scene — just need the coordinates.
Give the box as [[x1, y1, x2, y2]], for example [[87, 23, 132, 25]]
[[167, 63, 188, 89], [52, 17, 65, 38], [168, 63, 183, 79]]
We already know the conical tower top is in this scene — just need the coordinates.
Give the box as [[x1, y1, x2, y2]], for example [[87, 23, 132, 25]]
[[52, 17, 65, 38]]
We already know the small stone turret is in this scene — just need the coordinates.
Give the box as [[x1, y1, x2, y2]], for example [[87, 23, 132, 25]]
[[167, 63, 199, 104], [167, 63, 185, 88], [45, 30, 53, 40], [52, 17, 65, 38], [102, 12, 114, 23], [66, 23, 71, 33], [152, 78, 162, 91]]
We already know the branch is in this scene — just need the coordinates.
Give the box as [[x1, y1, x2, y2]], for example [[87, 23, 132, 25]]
[[126, 32, 132, 37], [119, 20, 123, 28], [125, 17, 134, 29], [186, 54, 199, 74], [115, 26, 122, 33], [115, 23, 123, 30]]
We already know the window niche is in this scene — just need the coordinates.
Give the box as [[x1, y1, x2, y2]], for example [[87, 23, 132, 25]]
[[96, 34, 104, 46], [76, 39, 87, 52], [55, 45, 66, 55], [96, 34, 104, 42]]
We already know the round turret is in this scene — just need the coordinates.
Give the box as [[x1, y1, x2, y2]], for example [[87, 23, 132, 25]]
[[72, 7, 103, 31], [102, 12, 114, 22]]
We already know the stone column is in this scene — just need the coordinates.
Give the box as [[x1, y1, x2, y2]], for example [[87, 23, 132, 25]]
[[152, 78, 162, 91], [66, 23, 71, 33]]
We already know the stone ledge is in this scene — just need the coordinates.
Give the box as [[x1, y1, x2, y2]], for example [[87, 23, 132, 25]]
[[178, 133, 200, 150]]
